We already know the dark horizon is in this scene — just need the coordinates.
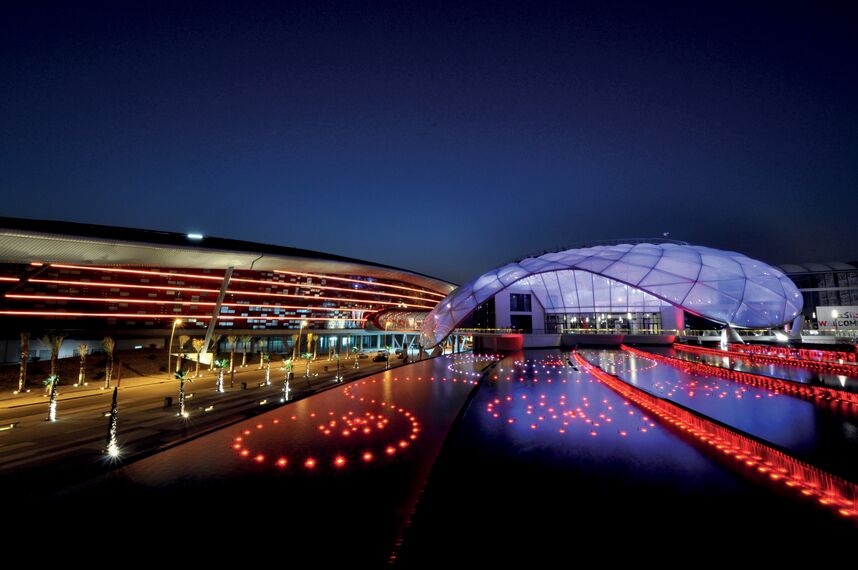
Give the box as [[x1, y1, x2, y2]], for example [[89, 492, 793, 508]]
[[2, 1, 857, 283]]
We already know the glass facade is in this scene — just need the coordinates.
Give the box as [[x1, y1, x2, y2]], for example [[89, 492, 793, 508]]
[[544, 311, 662, 333], [780, 263, 858, 326]]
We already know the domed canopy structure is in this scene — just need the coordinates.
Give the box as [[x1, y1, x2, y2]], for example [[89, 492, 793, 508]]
[[421, 242, 802, 348]]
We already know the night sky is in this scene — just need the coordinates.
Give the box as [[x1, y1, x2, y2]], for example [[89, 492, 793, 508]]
[[2, 1, 857, 284]]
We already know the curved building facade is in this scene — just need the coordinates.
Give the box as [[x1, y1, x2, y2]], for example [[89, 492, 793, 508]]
[[422, 242, 802, 348], [0, 217, 453, 334]]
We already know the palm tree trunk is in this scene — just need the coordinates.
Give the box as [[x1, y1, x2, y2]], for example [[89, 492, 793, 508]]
[[106, 387, 119, 456], [104, 356, 113, 389], [17, 332, 29, 392], [195, 356, 200, 378], [179, 378, 186, 416], [47, 380, 58, 421], [78, 355, 86, 386]]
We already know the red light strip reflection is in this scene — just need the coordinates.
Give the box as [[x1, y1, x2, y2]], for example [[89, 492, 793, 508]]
[[674, 343, 858, 377], [623, 345, 858, 407], [574, 351, 858, 520]]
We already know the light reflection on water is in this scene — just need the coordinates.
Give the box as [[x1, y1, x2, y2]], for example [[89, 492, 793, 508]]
[[587, 348, 858, 482]]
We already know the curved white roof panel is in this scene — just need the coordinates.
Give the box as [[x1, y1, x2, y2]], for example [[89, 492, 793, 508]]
[[421, 243, 802, 347], [778, 262, 857, 274]]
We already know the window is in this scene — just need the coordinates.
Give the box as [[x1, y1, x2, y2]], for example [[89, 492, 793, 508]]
[[510, 293, 531, 312], [510, 314, 533, 333]]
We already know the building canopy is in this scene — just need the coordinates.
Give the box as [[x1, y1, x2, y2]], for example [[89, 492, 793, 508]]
[[421, 242, 802, 347]]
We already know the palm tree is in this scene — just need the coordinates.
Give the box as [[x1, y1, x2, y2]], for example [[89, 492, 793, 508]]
[[105, 386, 120, 457], [17, 332, 29, 393], [226, 335, 237, 372], [240, 335, 252, 367], [44, 374, 60, 421], [209, 334, 222, 371], [303, 352, 312, 378], [263, 352, 271, 385], [175, 368, 192, 417], [176, 335, 190, 372], [213, 358, 229, 393], [42, 333, 65, 378], [256, 338, 267, 369], [76, 343, 89, 386], [191, 338, 206, 377], [102, 336, 115, 389]]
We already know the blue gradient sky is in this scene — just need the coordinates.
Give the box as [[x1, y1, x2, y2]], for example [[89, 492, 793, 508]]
[[2, 1, 857, 283]]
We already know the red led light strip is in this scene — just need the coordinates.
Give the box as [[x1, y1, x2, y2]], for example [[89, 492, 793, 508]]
[[727, 342, 858, 365], [5, 293, 371, 313], [573, 351, 858, 520], [623, 345, 858, 407], [0, 276, 20, 282], [0, 310, 365, 322], [50, 263, 443, 302], [27, 278, 434, 309], [674, 343, 858, 375], [274, 270, 446, 298]]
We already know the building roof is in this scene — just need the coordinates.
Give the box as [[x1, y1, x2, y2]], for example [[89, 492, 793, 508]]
[[0, 216, 455, 294], [777, 262, 858, 274], [422, 242, 802, 347]]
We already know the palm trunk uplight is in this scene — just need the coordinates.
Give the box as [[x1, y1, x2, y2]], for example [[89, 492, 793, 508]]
[[45, 374, 59, 421], [77, 343, 89, 386], [102, 336, 115, 390], [17, 332, 29, 393], [105, 386, 120, 457]]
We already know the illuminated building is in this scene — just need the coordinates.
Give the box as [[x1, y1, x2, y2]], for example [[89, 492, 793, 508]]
[[422, 240, 803, 349], [0, 217, 452, 358]]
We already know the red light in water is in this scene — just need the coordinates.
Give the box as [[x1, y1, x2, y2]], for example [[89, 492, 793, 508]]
[[334, 456, 346, 467], [240, 449, 250, 457], [398, 440, 409, 448], [305, 458, 316, 468], [362, 452, 373, 462], [254, 454, 265, 463], [232, 443, 241, 449], [256, 423, 263, 429], [276, 457, 288, 468], [386, 446, 396, 455]]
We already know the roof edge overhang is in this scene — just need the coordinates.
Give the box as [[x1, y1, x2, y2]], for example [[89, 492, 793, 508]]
[[0, 216, 456, 294]]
